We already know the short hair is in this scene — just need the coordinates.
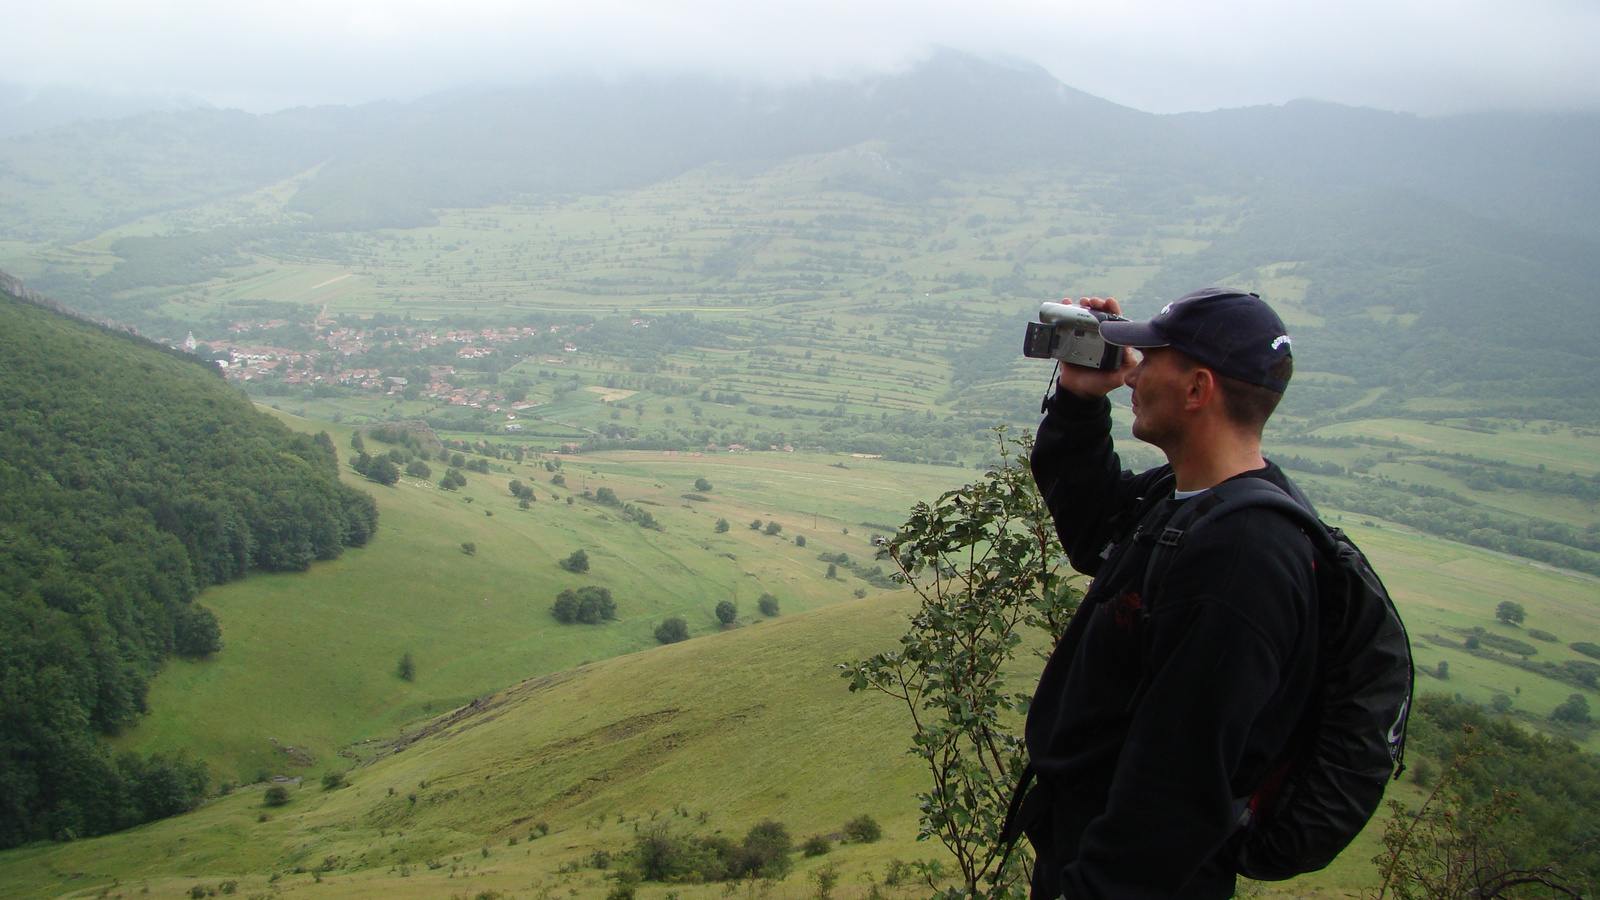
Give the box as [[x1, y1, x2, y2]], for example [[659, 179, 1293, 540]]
[[1166, 349, 1292, 433], [1215, 355, 1292, 432]]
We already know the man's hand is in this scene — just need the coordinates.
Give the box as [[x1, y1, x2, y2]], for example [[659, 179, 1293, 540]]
[[1056, 297, 1137, 399]]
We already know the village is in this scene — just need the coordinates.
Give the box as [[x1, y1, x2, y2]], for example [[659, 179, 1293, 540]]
[[162, 317, 606, 413]]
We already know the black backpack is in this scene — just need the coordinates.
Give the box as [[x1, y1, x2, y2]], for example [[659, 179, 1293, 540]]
[[1141, 477, 1415, 881], [999, 476, 1414, 882]]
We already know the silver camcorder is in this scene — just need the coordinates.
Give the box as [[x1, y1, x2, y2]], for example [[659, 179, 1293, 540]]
[[1022, 302, 1128, 370]]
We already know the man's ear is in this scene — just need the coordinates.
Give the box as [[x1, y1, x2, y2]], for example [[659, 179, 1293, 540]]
[[1184, 367, 1217, 412]]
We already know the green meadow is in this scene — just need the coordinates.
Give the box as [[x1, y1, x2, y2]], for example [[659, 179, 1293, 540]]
[[110, 407, 979, 786], [12, 503, 1597, 899]]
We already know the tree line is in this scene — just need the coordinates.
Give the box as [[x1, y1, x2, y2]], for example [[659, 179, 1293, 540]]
[[0, 292, 378, 847]]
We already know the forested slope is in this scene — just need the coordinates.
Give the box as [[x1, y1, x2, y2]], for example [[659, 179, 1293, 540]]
[[0, 277, 377, 847]]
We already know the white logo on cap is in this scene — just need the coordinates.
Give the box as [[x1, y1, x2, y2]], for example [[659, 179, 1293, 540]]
[[1160, 303, 1173, 315], [1271, 335, 1291, 350]]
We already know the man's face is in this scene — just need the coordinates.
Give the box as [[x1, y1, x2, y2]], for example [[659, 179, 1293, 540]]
[[1123, 347, 1192, 449]]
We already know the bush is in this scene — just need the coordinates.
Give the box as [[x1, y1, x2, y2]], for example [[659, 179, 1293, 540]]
[[1528, 628, 1559, 642], [366, 456, 401, 485], [396, 651, 415, 681], [694, 477, 713, 492], [553, 586, 615, 624], [460, 542, 476, 555], [595, 487, 619, 506], [795, 535, 806, 548], [655, 617, 689, 644], [551, 474, 566, 486], [173, 603, 223, 656], [715, 518, 730, 533], [1573, 641, 1600, 660], [1552, 693, 1592, 723], [758, 593, 780, 616], [560, 549, 590, 573], [715, 600, 738, 624], [801, 834, 831, 857], [764, 521, 782, 536], [749, 519, 763, 531], [405, 459, 432, 478], [843, 814, 882, 843], [263, 785, 290, 807], [739, 819, 793, 879], [321, 771, 346, 791]]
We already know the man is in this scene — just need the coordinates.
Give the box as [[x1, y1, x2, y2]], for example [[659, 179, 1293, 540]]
[[1023, 288, 1317, 900]]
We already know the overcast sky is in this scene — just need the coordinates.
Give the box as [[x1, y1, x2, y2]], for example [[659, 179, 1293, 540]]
[[2, 0, 1598, 116]]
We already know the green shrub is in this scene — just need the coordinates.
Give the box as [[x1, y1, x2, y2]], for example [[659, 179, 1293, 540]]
[[321, 771, 346, 791], [560, 549, 590, 573], [843, 814, 882, 843], [758, 593, 780, 616], [263, 785, 290, 807], [1552, 693, 1592, 723], [801, 834, 831, 857], [1527, 628, 1558, 642], [715, 600, 738, 625], [655, 617, 689, 644], [715, 518, 730, 533]]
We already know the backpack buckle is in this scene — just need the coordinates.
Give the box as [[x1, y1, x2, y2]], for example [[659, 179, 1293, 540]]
[[1156, 527, 1186, 547]]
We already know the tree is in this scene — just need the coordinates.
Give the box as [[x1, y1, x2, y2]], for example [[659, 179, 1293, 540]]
[[749, 519, 763, 531], [1435, 660, 1449, 680], [405, 459, 431, 478], [553, 586, 615, 624], [739, 819, 793, 879], [1552, 693, 1591, 723], [714, 518, 730, 533], [764, 521, 783, 536], [366, 456, 400, 485], [758, 593, 781, 616], [263, 785, 290, 807], [694, 477, 713, 492], [843, 814, 882, 844], [560, 549, 589, 573], [826, 563, 838, 579], [795, 535, 806, 548], [655, 616, 689, 644], [715, 599, 738, 624], [321, 771, 346, 791], [1496, 601, 1527, 626], [595, 486, 618, 506], [844, 432, 1074, 900], [551, 474, 566, 486], [396, 651, 415, 681], [551, 591, 579, 624], [173, 603, 223, 656]]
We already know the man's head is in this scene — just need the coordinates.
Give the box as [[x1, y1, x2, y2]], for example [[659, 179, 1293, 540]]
[[1100, 288, 1293, 434]]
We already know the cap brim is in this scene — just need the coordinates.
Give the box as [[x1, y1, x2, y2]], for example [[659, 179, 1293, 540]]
[[1098, 320, 1169, 348]]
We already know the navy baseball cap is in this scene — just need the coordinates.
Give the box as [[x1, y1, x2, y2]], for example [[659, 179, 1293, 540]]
[[1099, 288, 1293, 392]]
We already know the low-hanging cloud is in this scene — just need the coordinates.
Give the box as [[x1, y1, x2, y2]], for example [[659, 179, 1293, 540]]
[[2, 0, 1597, 115]]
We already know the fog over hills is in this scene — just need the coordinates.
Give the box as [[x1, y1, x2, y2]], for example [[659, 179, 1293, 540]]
[[6, 52, 1599, 238]]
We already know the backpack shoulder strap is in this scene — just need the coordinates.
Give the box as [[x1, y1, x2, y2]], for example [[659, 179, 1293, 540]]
[[1141, 478, 1332, 604]]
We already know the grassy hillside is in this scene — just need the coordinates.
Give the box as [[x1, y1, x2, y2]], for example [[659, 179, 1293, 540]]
[[110, 406, 977, 785], [10, 511, 1600, 899]]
